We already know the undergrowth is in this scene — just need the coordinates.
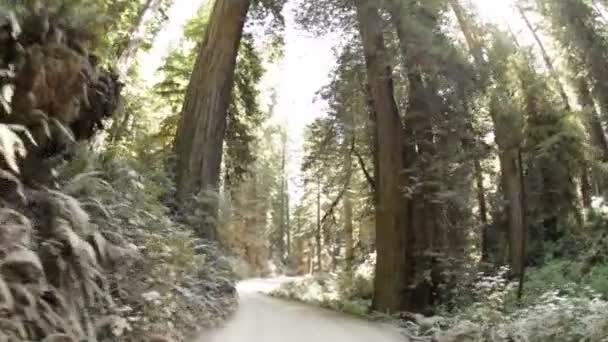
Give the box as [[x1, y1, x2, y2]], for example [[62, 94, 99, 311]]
[[57, 146, 240, 340], [0, 138, 238, 341], [270, 212, 608, 342]]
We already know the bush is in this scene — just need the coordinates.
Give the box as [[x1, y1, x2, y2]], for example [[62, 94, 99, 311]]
[[53, 147, 239, 341]]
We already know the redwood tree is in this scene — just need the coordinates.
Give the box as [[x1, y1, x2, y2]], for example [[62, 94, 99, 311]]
[[353, 0, 411, 313], [173, 0, 251, 238]]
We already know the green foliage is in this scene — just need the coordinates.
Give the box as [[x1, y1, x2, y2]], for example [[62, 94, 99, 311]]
[[153, 5, 268, 185], [56, 146, 239, 340], [271, 272, 372, 318], [99, 0, 173, 64]]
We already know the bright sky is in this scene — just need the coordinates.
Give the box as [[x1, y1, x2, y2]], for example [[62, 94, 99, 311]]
[[138, 0, 531, 199], [139, 0, 338, 201], [262, 0, 338, 196]]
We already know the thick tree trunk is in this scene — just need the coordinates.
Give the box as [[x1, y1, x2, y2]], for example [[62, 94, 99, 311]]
[[354, 0, 411, 313], [578, 77, 608, 197], [174, 0, 250, 238], [578, 78, 608, 161], [499, 148, 526, 276], [387, 0, 449, 311]]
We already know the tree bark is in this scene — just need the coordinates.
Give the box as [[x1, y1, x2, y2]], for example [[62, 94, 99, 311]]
[[354, 0, 410, 313], [578, 78, 608, 161], [343, 155, 355, 271], [581, 166, 593, 208], [499, 148, 526, 276], [578, 77, 608, 197], [286, 181, 291, 261], [173, 0, 251, 239], [278, 131, 287, 260], [316, 177, 322, 272]]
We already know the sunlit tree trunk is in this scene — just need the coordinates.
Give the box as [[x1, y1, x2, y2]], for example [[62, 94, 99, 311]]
[[277, 131, 287, 260], [577, 77, 608, 197], [316, 178, 322, 272], [343, 156, 355, 271], [173, 0, 250, 238], [286, 182, 291, 261], [354, 0, 411, 313], [451, 0, 526, 276]]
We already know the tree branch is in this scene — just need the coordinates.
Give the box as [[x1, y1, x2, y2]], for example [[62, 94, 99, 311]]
[[353, 147, 375, 192], [320, 184, 347, 226]]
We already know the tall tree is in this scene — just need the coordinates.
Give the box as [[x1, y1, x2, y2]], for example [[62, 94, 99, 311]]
[[451, 3, 527, 275], [173, 0, 251, 237], [353, 0, 410, 313]]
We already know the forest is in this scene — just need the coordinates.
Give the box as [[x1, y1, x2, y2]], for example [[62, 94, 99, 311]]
[[1, 0, 608, 341]]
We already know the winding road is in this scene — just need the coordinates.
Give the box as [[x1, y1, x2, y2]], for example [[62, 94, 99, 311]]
[[196, 278, 405, 342]]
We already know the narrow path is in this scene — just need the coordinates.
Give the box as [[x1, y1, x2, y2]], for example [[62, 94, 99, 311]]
[[196, 278, 405, 342]]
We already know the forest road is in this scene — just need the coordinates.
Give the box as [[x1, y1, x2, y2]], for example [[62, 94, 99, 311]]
[[195, 278, 406, 342]]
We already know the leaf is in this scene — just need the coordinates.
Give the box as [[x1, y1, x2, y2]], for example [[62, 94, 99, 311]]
[[0, 124, 28, 174]]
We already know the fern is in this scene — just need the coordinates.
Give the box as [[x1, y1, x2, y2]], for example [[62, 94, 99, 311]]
[[0, 124, 29, 174]]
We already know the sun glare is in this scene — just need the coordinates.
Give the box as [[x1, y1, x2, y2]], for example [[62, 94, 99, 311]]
[[472, 0, 517, 23]]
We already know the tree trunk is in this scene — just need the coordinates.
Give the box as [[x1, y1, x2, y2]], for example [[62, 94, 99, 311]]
[[450, 0, 484, 66], [286, 182, 291, 261], [517, 4, 571, 111], [344, 157, 355, 271], [581, 166, 593, 209], [173, 0, 250, 238], [451, 0, 526, 275], [277, 132, 287, 260], [116, 0, 166, 79], [475, 158, 490, 260], [316, 178, 322, 272], [578, 77, 608, 197], [499, 148, 526, 276], [354, 0, 411, 313], [578, 78, 608, 161]]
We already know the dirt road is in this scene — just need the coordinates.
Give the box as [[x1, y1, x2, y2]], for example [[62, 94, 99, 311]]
[[196, 278, 405, 342]]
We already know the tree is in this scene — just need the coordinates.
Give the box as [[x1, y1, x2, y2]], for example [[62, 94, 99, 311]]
[[173, 1, 251, 234], [353, 0, 410, 313], [451, 2, 528, 276], [536, 0, 608, 123], [115, 0, 172, 78]]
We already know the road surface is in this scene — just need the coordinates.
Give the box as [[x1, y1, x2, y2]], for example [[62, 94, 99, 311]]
[[196, 278, 405, 342]]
